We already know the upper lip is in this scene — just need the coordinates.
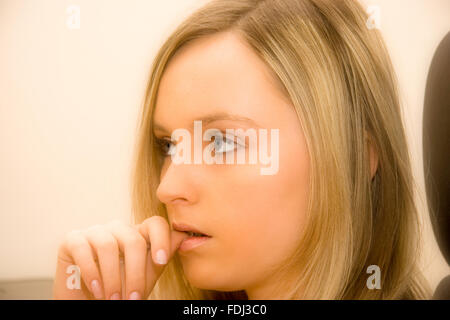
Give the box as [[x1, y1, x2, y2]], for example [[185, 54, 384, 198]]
[[172, 222, 211, 237]]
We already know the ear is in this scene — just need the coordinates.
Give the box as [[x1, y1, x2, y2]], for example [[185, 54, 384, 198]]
[[366, 132, 379, 179]]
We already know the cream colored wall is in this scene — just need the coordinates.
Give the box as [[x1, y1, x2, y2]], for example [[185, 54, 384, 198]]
[[0, 0, 448, 293], [0, 0, 209, 280]]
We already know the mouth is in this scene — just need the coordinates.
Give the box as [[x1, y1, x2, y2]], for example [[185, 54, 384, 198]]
[[172, 222, 212, 238], [185, 231, 210, 237], [172, 222, 212, 252]]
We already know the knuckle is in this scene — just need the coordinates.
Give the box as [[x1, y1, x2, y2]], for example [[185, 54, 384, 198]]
[[66, 229, 83, 237], [64, 233, 85, 252], [63, 229, 82, 243], [95, 237, 117, 253], [126, 234, 146, 250]]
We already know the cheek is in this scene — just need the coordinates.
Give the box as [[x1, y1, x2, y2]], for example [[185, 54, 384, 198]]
[[211, 134, 310, 270]]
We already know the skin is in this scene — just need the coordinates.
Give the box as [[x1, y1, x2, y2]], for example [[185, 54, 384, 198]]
[[52, 31, 311, 300], [153, 31, 310, 299]]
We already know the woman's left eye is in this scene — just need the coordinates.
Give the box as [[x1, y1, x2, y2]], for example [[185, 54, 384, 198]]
[[213, 135, 240, 154]]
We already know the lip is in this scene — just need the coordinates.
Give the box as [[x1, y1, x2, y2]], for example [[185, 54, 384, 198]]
[[172, 222, 212, 253], [172, 222, 211, 237], [178, 236, 211, 252]]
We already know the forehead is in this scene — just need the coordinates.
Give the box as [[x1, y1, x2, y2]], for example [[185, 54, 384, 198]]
[[153, 31, 292, 131]]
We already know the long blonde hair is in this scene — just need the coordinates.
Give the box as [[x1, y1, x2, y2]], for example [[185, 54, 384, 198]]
[[131, 0, 432, 299]]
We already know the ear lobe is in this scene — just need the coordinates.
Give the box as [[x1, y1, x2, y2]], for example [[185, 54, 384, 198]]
[[367, 133, 379, 179]]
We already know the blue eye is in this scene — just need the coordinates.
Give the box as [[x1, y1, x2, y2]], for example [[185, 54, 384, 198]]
[[214, 135, 239, 154]]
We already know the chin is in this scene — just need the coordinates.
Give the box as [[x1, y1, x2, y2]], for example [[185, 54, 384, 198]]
[[181, 259, 242, 292]]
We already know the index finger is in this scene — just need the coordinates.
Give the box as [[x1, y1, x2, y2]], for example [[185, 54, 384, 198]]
[[135, 217, 188, 294], [136, 216, 188, 265]]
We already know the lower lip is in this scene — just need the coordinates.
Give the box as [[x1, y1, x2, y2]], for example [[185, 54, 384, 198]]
[[178, 236, 211, 252]]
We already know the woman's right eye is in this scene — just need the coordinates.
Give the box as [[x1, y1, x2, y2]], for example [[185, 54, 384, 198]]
[[156, 138, 176, 157]]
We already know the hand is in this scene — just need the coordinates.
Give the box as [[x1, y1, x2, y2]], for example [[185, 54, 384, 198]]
[[52, 216, 188, 299]]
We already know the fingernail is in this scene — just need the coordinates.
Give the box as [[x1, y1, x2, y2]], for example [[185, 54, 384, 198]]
[[90, 280, 103, 299], [110, 292, 121, 300], [128, 291, 141, 300], [155, 249, 167, 265]]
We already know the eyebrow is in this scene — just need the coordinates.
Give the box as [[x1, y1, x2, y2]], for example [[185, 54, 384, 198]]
[[152, 112, 262, 134]]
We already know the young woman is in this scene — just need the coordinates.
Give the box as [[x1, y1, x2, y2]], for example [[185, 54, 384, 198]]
[[53, 0, 432, 299]]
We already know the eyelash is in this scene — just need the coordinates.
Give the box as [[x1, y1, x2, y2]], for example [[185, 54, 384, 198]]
[[154, 134, 244, 157]]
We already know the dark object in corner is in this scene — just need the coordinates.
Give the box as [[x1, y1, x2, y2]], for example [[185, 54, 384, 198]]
[[423, 31, 450, 299]]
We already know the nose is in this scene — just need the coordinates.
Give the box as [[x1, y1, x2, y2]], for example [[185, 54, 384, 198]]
[[156, 160, 196, 205]]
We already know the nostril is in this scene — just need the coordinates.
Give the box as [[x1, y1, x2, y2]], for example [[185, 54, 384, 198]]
[[171, 198, 188, 205]]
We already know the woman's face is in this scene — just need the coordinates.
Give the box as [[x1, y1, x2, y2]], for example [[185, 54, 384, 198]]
[[153, 31, 310, 298]]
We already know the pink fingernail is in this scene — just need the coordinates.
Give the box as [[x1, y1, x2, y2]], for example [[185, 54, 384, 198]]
[[90, 280, 103, 299], [128, 291, 141, 300], [110, 292, 121, 300], [155, 249, 167, 265]]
